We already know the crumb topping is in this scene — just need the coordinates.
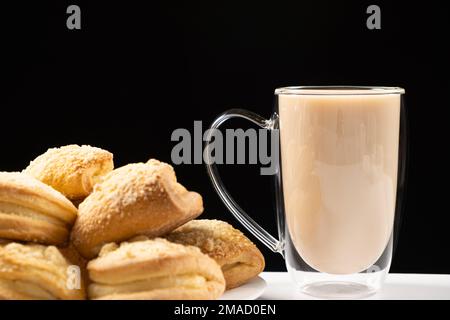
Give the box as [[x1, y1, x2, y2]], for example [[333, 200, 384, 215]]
[[94, 238, 202, 262], [166, 220, 258, 262]]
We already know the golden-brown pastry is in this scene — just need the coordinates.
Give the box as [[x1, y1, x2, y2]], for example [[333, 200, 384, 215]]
[[24, 145, 114, 201], [0, 172, 78, 245], [71, 159, 203, 259], [87, 238, 225, 300], [166, 219, 265, 289], [0, 242, 86, 300]]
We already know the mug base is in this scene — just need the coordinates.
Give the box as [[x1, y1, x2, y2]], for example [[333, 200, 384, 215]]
[[301, 281, 377, 299]]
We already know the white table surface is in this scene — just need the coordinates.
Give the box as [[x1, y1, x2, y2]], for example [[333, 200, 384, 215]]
[[258, 272, 450, 300]]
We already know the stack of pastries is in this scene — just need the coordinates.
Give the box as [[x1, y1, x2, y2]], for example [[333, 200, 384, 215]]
[[0, 145, 265, 300]]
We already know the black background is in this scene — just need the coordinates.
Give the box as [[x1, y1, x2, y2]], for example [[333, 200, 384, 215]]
[[2, 0, 450, 274]]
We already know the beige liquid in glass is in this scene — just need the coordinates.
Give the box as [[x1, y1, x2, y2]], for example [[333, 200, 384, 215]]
[[279, 92, 400, 274]]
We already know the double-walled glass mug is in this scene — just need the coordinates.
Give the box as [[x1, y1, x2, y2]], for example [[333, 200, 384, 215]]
[[205, 86, 406, 298]]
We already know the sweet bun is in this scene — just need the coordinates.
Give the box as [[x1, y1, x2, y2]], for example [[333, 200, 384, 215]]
[[0, 242, 86, 300], [24, 145, 113, 201], [87, 238, 225, 300], [0, 172, 78, 245], [166, 219, 265, 289], [71, 160, 203, 258]]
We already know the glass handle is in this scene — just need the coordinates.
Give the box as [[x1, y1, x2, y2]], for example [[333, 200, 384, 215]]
[[204, 108, 283, 253]]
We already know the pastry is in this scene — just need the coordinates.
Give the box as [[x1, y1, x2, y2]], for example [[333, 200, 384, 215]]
[[24, 145, 114, 201], [0, 172, 78, 245], [0, 242, 86, 300], [71, 159, 203, 258], [166, 219, 265, 289], [87, 238, 225, 300]]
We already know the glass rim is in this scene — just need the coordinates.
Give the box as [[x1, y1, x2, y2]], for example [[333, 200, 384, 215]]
[[275, 86, 405, 96]]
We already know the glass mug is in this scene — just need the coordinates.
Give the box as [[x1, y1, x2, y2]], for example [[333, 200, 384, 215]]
[[205, 86, 406, 298]]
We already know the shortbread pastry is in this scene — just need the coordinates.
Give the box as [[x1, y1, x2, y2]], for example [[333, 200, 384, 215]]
[[87, 238, 225, 300], [0, 172, 78, 245], [71, 160, 203, 258], [24, 145, 113, 201], [166, 219, 265, 289], [0, 242, 86, 300]]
